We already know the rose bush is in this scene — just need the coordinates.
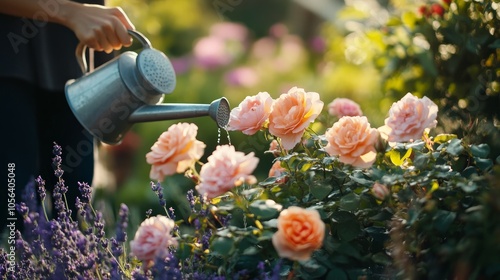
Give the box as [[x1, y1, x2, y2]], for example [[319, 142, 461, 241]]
[[4, 85, 499, 279]]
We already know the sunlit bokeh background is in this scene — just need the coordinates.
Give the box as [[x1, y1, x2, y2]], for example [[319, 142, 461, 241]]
[[93, 0, 500, 229]]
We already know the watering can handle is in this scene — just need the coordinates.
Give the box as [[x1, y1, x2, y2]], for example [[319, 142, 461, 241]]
[[75, 29, 152, 74]]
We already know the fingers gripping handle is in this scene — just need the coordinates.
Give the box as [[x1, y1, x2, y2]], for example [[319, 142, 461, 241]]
[[75, 29, 152, 74]]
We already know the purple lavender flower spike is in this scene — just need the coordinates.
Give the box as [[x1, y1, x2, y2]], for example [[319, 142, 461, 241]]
[[78, 182, 92, 203], [35, 176, 46, 201], [151, 181, 166, 207], [116, 203, 129, 243], [187, 189, 196, 212], [21, 179, 37, 211], [168, 207, 176, 221], [201, 229, 212, 250], [52, 142, 62, 156]]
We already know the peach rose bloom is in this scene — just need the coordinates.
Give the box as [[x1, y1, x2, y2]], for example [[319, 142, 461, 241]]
[[380, 92, 438, 142], [324, 116, 379, 168], [268, 87, 324, 150], [272, 206, 325, 261], [227, 92, 273, 135], [146, 123, 206, 182], [130, 215, 177, 266], [328, 98, 363, 117], [268, 139, 280, 156], [196, 145, 259, 199], [372, 182, 390, 200], [268, 160, 287, 177]]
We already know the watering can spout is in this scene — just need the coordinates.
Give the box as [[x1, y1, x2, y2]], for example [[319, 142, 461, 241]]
[[128, 97, 230, 129]]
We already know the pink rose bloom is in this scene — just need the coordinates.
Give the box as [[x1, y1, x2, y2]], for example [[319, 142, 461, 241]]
[[130, 215, 177, 266], [268, 87, 324, 150], [193, 36, 233, 69], [146, 123, 206, 182], [210, 22, 248, 44], [196, 145, 259, 199], [227, 92, 273, 135], [272, 206, 325, 261], [324, 116, 379, 168], [380, 93, 438, 142], [328, 98, 363, 118], [372, 182, 390, 200], [224, 67, 259, 88]]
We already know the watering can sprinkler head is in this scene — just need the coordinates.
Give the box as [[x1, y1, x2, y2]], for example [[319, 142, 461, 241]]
[[65, 29, 231, 145], [128, 97, 231, 128]]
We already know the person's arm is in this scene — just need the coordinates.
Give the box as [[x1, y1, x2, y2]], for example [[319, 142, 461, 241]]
[[0, 0, 135, 53]]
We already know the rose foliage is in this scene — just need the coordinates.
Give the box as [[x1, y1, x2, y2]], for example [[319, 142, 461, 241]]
[[2, 86, 500, 279]]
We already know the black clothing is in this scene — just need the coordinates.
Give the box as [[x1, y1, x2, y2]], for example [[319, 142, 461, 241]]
[[0, 0, 115, 236]]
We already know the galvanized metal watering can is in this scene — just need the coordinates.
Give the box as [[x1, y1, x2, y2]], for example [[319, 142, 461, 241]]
[[65, 30, 230, 145]]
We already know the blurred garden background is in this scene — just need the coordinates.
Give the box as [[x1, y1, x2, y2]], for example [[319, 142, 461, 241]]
[[91, 0, 500, 233]]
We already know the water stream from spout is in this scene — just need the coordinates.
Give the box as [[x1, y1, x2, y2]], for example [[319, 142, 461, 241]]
[[225, 128, 232, 146], [217, 127, 232, 146]]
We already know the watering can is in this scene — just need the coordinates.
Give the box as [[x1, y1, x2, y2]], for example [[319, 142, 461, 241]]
[[65, 30, 230, 145]]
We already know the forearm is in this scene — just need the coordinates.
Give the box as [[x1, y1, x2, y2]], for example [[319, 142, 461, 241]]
[[0, 0, 78, 27], [0, 0, 134, 53]]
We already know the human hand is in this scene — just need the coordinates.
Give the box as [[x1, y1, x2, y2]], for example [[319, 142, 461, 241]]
[[60, 2, 135, 53]]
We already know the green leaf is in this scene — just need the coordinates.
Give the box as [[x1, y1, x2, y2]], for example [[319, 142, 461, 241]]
[[457, 181, 478, 193], [461, 166, 478, 178], [176, 243, 194, 260], [416, 52, 438, 77], [388, 148, 412, 166], [331, 211, 357, 223], [369, 209, 393, 222], [433, 134, 457, 144], [299, 161, 313, 173], [248, 200, 282, 220], [372, 252, 392, 266], [339, 193, 360, 212], [337, 220, 362, 242], [242, 246, 259, 255], [326, 266, 348, 280], [488, 39, 500, 49], [259, 176, 282, 187], [310, 183, 333, 200], [447, 138, 463, 156], [433, 210, 456, 234], [300, 258, 328, 278], [475, 158, 493, 171], [349, 174, 373, 186], [336, 242, 362, 259], [471, 144, 490, 158], [413, 152, 430, 169], [210, 237, 235, 255]]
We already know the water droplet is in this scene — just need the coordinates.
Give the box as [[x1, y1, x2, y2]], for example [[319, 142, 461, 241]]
[[225, 128, 232, 146], [217, 127, 221, 145]]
